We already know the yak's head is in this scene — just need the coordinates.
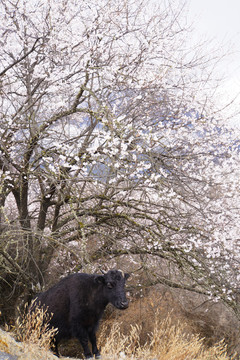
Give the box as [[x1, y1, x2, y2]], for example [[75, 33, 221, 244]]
[[95, 269, 130, 309]]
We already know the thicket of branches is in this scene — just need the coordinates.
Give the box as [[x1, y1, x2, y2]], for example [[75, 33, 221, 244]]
[[0, 0, 240, 320]]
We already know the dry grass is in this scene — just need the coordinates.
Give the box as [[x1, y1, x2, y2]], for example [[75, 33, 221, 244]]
[[99, 313, 238, 360], [2, 300, 59, 360], [1, 300, 238, 360], [14, 300, 58, 350]]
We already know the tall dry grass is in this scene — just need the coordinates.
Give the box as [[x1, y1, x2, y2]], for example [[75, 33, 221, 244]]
[[7, 300, 58, 359], [99, 314, 238, 360], [2, 303, 237, 360], [14, 300, 58, 349]]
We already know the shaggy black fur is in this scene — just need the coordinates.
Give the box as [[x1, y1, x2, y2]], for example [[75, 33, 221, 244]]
[[32, 270, 129, 358]]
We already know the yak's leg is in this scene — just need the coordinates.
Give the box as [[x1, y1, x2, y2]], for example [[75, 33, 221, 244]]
[[50, 344, 59, 357], [88, 325, 100, 358], [50, 337, 60, 357], [79, 335, 92, 359], [72, 319, 92, 358]]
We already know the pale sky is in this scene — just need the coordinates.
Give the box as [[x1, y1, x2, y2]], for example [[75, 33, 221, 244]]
[[188, 0, 240, 37], [187, 0, 240, 124]]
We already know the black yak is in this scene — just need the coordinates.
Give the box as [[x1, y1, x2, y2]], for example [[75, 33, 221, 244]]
[[32, 269, 130, 358]]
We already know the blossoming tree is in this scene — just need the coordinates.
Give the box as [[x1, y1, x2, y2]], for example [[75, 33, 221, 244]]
[[0, 0, 240, 319]]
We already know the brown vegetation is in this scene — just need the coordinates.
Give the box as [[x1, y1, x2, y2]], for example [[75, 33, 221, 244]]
[[99, 317, 233, 360], [0, 298, 238, 360], [13, 301, 58, 350], [98, 286, 240, 355]]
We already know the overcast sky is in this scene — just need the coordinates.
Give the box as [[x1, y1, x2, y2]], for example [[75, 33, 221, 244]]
[[187, 0, 240, 125]]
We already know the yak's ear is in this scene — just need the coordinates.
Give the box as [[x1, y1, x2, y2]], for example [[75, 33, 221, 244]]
[[125, 273, 130, 280], [94, 275, 105, 284]]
